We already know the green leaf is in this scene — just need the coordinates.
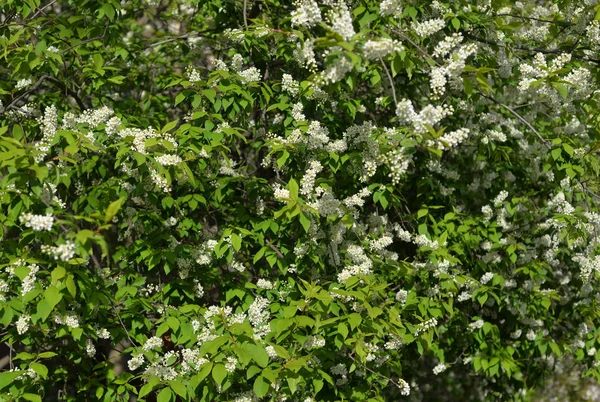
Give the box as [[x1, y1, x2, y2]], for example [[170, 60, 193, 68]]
[[243, 343, 270, 368], [22, 394, 42, 402], [190, 362, 213, 391], [231, 233, 242, 251], [30, 362, 48, 379], [338, 322, 349, 339], [0, 371, 21, 390], [451, 17, 460, 31], [212, 363, 227, 385], [253, 375, 270, 397], [168, 380, 187, 398], [287, 178, 299, 199], [161, 119, 179, 133], [51, 267, 66, 282], [299, 212, 310, 233], [105, 197, 125, 224], [157, 387, 173, 402]]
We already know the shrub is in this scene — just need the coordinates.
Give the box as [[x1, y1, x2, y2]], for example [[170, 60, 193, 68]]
[[2, 0, 600, 401]]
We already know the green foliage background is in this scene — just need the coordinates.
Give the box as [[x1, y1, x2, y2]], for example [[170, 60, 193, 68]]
[[1, 0, 600, 401]]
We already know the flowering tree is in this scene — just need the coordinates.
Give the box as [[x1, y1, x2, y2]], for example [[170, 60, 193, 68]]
[[2, 0, 600, 401]]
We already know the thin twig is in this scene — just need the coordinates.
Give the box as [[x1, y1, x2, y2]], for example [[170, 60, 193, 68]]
[[243, 0, 248, 30], [478, 91, 550, 149], [380, 57, 397, 107], [348, 355, 406, 390], [29, 0, 58, 20], [110, 299, 137, 347], [149, 33, 191, 48], [62, 18, 110, 53], [493, 14, 574, 26], [394, 31, 442, 67], [0, 76, 48, 114], [265, 239, 284, 259], [465, 33, 600, 64]]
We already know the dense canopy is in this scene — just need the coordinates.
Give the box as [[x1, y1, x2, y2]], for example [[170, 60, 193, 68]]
[[2, 0, 600, 401]]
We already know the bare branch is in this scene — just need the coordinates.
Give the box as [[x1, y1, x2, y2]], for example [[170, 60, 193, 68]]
[[380, 57, 397, 107]]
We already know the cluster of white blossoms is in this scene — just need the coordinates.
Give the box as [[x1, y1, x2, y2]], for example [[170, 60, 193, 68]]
[[15, 78, 33, 91], [191, 239, 218, 266], [362, 38, 403, 60], [281, 74, 300, 96], [41, 241, 76, 261], [433, 33, 463, 58], [468, 319, 485, 332], [54, 313, 80, 328], [431, 128, 470, 150], [143, 336, 163, 351], [149, 168, 171, 193], [415, 318, 438, 336], [318, 55, 353, 85], [343, 187, 371, 208], [337, 244, 373, 283], [304, 335, 326, 349], [155, 154, 182, 166], [480, 272, 494, 285], [16, 314, 31, 335], [396, 99, 454, 134], [586, 20, 600, 48], [432, 363, 447, 375], [379, 0, 402, 16], [300, 160, 323, 196], [35, 105, 58, 162], [247, 296, 271, 339], [327, 1, 355, 41], [239, 67, 261, 84], [293, 39, 318, 72], [412, 18, 445, 38], [413, 234, 439, 250], [85, 339, 96, 357], [493, 190, 509, 205], [186, 67, 202, 83], [119, 126, 177, 155], [19, 212, 54, 231], [291, 0, 321, 28], [428, 37, 477, 98], [256, 278, 274, 290], [273, 184, 290, 202]]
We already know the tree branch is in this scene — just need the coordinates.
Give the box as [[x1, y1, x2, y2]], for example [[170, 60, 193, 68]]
[[478, 91, 550, 148], [380, 57, 397, 107]]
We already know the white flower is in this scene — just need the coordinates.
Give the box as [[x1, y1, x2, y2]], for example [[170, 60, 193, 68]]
[[97, 328, 111, 339], [469, 319, 484, 332], [238, 67, 261, 84], [19, 213, 54, 231], [156, 154, 182, 166], [16, 315, 31, 335], [266, 345, 278, 359], [395, 289, 408, 304], [225, 356, 238, 372], [397, 378, 411, 395], [86, 339, 96, 357], [143, 336, 163, 351], [380, 0, 402, 16], [291, 0, 321, 28], [65, 314, 80, 329], [256, 279, 274, 290], [480, 272, 494, 285], [494, 190, 509, 205], [15, 78, 32, 91], [413, 19, 445, 38], [432, 363, 447, 375], [128, 355, 145, 371]]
